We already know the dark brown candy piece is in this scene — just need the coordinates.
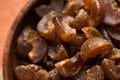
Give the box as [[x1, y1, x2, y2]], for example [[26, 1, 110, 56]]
[[49, 68, 69, 80], [80, 37, 113, 61], [103, 0, 120, 26], [70, 9, 89, 30], [35, 0, 64, 17], [26, 29, 47, 63], [83, 0, 106, 27], [15, 64, 41, 80], [86, 65, 104, 80], [55, 53, 83, 77], [34, 69, 50, 80], [37, 11, 56, 41], [55, 16, 76, 42], [106, 26, 120, 48], [102, 58, 120, 80], [48, 44, 69, 61], [17, 27, 32, 61]]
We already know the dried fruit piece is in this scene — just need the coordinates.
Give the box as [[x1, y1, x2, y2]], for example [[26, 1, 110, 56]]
[[26, 29, 47, 63], [104, 0, 120, 26], [83, 0, 106, 27], [55, 16, 76, 42], [55, 53, 83, 77], [102, 58, 120, 80], [62, 0, 84, 16], [34, 69, 50, 80], [70, 9, 89, 30], [15, 64, 41, 80], [17, 27, 32, 61], [48, 44, 69, 61], [80, 37, 113, 61], [37, 11, 56, 41], [86, 65, 104, 80], [82, 27, 102, 38]]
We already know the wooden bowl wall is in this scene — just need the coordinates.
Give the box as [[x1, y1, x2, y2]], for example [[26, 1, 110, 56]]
[[3, 0, 50, 80]]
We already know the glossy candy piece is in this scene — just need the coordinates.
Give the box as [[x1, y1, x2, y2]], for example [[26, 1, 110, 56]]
[[26, 29, 47, 63], [55, 53, 83, 77], [37, 11, 56, 41], [70, 9, 89, 30], [86, 65, 104, 80], [48, 44, 69, 61], [102, 58, 120, 80], [17, 27, 32, 61], [83, 0, 106, 27], [34, 69, 50, 80], [55, 16, 76, 42], [80, 37, 113, 61]]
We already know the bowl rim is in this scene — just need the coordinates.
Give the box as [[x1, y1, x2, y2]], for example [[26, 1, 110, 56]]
[[2, 0, 38, 80]]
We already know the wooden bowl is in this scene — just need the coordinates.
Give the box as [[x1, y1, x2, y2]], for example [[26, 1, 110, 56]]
[[3, 0, 50, 80]]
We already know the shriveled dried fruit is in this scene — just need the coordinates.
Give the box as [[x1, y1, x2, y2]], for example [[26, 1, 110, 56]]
[[34, 69, 50, 80], [55, 16, 76, 42], [103, 0, 120, 26], [80, 37, 113, 61], [102, 58, 120, 80], [26, 29, 47, 63], [83, 0, 106, 27], [49, 68, 69, 80], [37, 11, 56, 41], [48, 44, 69, 61], [62, 0, 84, 16], [87, 65, 104, 80], [15, 64, 41, 80], [55, 53, 83, 77], [17, 27, 32, 61], [70, 9, 89, 30], [82, 27, 102, 38]]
